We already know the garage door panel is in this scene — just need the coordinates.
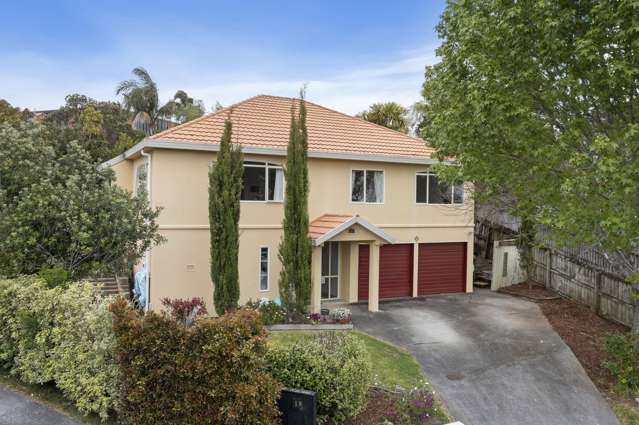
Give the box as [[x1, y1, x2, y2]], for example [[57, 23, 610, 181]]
[[418, 242, 466, 295], [358, 243, 413, 300], [379, 244, 413, 299], [358, 245, 369, 301]]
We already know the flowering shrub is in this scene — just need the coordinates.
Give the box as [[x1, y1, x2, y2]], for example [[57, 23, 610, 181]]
[[266, 332, 372, 423], [111, 300, 281, 424], [330, 307, 351, 322], [245, 299, 285, 325], [396, 386, 437, 424], [161, 297, 207, 326], [308, 312, 322, 323]]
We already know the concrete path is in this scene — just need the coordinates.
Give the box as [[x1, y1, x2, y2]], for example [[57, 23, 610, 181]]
[[351, 290, 619, 425], [0, 385, 80, 425]]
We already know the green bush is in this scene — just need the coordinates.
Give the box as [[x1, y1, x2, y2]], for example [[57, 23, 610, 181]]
[[110, 300, 281, 425], [266, 332, 372, 424], [603, 332, 639, 396], [0, 276, 119, 419], [38, 266, 70, 288]]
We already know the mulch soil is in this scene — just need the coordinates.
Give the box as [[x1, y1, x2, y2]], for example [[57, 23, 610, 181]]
[[500, 282, 636, 411]]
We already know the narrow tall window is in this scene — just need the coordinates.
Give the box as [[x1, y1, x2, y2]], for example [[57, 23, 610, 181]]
[[415, 172, 464, 204], [135, 163, 148, 198], [259, 247, 269, 291], [351, 170, 384, 203]]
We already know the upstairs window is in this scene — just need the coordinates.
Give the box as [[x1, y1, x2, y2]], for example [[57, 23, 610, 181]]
[[351, 170, 384, 203], [416, 172, 464, 204], [241, 161, 284, 202]]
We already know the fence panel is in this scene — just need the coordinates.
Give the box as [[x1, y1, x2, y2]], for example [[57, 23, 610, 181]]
[[531, 247, 634, 328]]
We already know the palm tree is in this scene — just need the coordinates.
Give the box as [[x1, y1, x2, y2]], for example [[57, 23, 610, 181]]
[[116, 67, 163, 132], [358, 102, 409, 133]]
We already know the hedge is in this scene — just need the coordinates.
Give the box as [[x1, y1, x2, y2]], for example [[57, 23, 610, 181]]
[[266, 332, 372, 424], [110, 299, 282, 425], [0, 276, 119, 419]]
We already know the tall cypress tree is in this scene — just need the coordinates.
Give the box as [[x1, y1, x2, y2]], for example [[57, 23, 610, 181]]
[[278, 92, 312, 316], [209, 118, 243, 315]]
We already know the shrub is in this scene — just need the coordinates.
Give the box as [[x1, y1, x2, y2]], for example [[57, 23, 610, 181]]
[[603, 332, 639, 396], [161, 297, 208, 326], [38, 266, 70, 288], [0, 276, 119, 419], [110, 300, 281, 425], [245, 299, 286, 325], [266, 332, 372, 423]]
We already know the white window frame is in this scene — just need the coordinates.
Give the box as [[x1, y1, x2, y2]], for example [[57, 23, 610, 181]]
[[259, 246, 269, 292], [350, 169, 385, 204], [134, 162, 148, 198], [415, 172, 464, 205], [241, 161, 284, 203]]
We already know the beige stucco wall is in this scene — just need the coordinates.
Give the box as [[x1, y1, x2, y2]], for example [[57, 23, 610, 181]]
[[112, 148, 475, 313], [111, 159, 133, 192]]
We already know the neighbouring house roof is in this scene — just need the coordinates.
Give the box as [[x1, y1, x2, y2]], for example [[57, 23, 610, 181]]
[[309, 214, 395, 246], [148, 95, 436, 160]]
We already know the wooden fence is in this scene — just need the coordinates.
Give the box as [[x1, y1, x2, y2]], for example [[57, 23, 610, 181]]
[[530, 247, 636, 328]]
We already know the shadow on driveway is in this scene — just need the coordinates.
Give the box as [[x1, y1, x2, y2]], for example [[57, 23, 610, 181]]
[[351, 289, 619, 425]]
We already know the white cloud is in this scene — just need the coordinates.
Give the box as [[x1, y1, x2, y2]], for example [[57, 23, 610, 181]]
[[0, 46, 438, 115]]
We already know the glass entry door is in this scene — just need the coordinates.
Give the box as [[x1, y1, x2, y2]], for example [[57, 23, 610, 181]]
[[321, 242, 339, 299]]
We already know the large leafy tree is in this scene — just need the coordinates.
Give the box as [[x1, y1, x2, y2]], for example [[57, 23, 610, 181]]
[[358, 102, 409, 133], [163, 90, 206, 123], [421, 0, 639, 330], [45, 94, 145, 162], [278, 93, 312, 316], [0, 123, 163, 279], [0, 100, 29, 126], [209, 119, 243, 315]]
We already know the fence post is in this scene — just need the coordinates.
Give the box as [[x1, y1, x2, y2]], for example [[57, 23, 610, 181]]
[[546, 249, 552, 289], [592, 272, 602, 315]]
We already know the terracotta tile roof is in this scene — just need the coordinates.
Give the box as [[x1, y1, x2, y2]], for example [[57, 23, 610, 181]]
[[308, 214, 355, 240], [149, 95, 435, 159]]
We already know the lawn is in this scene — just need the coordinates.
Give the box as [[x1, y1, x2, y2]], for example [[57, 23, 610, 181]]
[[268, 330, 425, 389]]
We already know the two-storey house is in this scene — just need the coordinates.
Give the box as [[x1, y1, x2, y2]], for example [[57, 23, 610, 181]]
[[105, 95, 474, 314]]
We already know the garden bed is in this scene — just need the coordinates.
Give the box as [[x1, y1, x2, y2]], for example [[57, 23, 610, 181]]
[[500, 282, 639, 425]]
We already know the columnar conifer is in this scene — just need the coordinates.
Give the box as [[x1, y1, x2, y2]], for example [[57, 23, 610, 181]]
[[278, 91, 312, 316], [209, 118, 243, 315]]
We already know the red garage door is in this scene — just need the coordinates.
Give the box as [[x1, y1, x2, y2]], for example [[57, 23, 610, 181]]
[[358, 245, 369, 300], [418, 243, 466, 295], [358, 244, 413, 300]]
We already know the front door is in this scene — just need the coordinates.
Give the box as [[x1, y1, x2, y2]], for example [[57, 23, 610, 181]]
[[321, 242, 339, 299]]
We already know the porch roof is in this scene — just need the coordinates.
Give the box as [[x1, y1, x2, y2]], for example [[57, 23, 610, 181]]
[[309, 214, 395, 246]]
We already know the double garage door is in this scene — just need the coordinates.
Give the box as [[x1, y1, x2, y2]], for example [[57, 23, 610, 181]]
[[358, 242, 466, 300]]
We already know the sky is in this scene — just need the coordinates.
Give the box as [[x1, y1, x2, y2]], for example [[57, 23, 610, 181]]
[[0, 1, 446, 115]]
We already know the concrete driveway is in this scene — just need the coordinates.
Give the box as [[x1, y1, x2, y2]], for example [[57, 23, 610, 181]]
[[0, 386, 80, 425], [351, 290, 619, 425]]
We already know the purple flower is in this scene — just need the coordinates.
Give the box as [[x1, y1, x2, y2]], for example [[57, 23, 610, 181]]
[[419, 412, 430, 423], [413, 399, 426, 408]]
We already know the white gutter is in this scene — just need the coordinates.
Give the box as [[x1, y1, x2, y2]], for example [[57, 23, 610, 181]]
[[101, 138, 449, 168], [140, 149, 152, 312]]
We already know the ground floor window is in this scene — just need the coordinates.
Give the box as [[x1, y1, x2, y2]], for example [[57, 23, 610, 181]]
[[259, 246, 269, 291]]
